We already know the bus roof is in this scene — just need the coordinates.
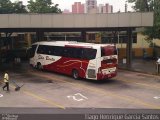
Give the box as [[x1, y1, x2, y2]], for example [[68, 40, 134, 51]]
[[32, 41, 115, 48]]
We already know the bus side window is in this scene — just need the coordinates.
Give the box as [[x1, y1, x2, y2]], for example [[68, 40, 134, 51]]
[[101, 48, 105, 56], [47, 46, 54, 55], [82, 48, 97, 60], [63, 47, 83, 59], [63, 48, 68, 57], [51, 46, 56, 55], [74, 48, 83, 59], [54, 46, 63, 56]]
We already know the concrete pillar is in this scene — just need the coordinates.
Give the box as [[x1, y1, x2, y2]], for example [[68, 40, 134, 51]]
[[36, 30, 44, 41], [126, 28, 132, 69], [81, 31, 86, 42], [26, 33, 31, 47], [0, 33, 1, 51]]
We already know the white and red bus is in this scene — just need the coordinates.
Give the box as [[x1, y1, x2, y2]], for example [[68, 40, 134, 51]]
[[28, 41, 118, 80]]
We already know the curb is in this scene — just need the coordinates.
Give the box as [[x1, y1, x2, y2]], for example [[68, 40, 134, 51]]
[[118, 67, 160, 77]]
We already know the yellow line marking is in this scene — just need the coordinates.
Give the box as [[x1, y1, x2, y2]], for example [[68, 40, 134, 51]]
[[30, 72, 160, 109], [23, 91, 65, 109], [65, 82, 160, 109], [1, 80, 65, 109], [119, 69, 160, 78], [118, 69, 160, 89], [117, 77, 160, 90]]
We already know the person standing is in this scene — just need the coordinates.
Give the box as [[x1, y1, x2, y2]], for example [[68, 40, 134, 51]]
[[2, 71, 9, 91]]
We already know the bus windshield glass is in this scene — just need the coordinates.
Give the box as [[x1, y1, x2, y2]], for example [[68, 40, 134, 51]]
[[27, 45, 37, 58], [101, 46, 117, 57]]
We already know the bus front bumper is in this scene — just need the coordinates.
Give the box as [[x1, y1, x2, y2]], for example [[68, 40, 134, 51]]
[[97, 72, 117, 80]]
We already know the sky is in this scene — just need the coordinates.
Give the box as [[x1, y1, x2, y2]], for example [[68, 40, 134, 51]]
[[11, 0, 134, 12]]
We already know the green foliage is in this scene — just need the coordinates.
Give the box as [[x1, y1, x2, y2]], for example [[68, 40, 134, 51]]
[[128, 0, 160, 40], [0, 0, 27, 13], [0, 0, 62, 14], [12, 1, 28, 13], [27, 0, 62, 13], [128, 0, 153, 12], [0, 0, 14, 13]]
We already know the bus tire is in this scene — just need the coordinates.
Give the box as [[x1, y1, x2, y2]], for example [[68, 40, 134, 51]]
[[37, 62, 42, 70], [72, 69, 79, 80]]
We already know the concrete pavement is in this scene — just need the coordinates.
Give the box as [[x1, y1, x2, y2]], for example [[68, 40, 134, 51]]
[[118, 58, 158, 75]]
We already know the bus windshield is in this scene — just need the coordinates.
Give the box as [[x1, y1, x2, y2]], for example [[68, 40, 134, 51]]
[[101, 46, 117, 57], [27, 45, 37, 58]]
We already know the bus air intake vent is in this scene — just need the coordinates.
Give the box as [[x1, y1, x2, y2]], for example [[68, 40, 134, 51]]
[[88, 69, 96, 78]]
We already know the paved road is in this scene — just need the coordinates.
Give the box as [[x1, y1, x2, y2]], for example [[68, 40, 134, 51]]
[[0, 67, 160, 109]]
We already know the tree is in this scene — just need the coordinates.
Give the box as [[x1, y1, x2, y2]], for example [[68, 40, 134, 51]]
[[128, 0, 160, 40], [128, 0, 153, 11], [0, 0, 27, 14], [12, 1, 28, 13], [0, 0, 13, 14], [27, 0, 61, 13]]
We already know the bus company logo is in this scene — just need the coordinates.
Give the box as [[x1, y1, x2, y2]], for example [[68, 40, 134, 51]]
[[46, 56, 55, 61], [38, 55, 44, 59]]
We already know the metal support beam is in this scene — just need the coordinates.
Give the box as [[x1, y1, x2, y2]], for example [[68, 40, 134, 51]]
[[126, 28, 132, 69], [4, 32, 13, 50]]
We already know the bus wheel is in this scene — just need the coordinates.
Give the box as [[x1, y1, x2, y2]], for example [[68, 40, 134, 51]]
[[37, 62, 42, 70], [72, 69, 79, 80]]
